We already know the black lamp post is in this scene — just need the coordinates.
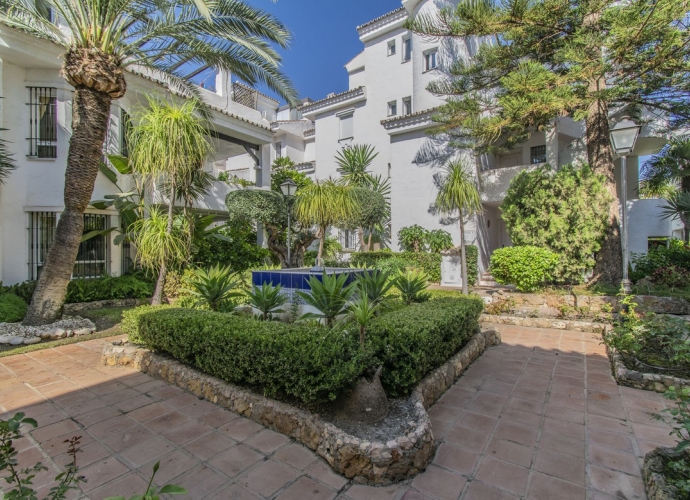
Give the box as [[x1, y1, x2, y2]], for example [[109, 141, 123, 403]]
[[609, 117, 641, 294], [280, 179, 298, 266]]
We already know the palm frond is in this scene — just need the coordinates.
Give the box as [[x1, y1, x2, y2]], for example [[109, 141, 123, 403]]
[[0, 128, 17, 185]]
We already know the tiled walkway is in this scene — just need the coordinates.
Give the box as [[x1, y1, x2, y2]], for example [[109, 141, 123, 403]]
[[0, 325, 672, 499]]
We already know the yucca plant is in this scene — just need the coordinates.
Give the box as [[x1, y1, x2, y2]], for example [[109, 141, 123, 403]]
[[246, 283, 288, 321], [185, 265, 243, 311], [394, 269, 430, 305], [355, 269, 394, 312], [348, 294, 379, 348], [297, 273, 356, 328]]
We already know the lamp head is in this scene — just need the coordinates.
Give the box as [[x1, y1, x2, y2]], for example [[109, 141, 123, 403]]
[[609, 117, 641, 156], [280, 179, 298, 197]]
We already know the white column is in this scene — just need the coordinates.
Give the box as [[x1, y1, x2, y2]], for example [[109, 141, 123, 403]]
[[546, 120, 559, 167]]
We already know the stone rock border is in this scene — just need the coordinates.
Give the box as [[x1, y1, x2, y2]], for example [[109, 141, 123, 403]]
[[101, 328, 500, 485], [608, 347, 690, 393], [63, 298, 149, 314], [480, 313, 612, 333], [644, 447, 688, 499]]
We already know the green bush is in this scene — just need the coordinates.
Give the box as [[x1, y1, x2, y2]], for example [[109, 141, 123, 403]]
[[348, 248, 479, 285], [397, 225, 428, 252], [2, 273, 154, 305], [632, 240, 690, 282], [490, 246, 560, 292], [368, 297, 484, 396], [0, 294, 27, 323], [652, 266, 690, 288], [500, 164, 612, 282], [120, 304, 173, 344], [193, 221, 270, 271], [133, 308, 367, 405]]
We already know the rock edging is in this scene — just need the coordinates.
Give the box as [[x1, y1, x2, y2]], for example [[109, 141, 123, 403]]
[[63, 298, 149, 314], [644, 447, 688, 499], [480, 313, 612, 333], [101, 328, 500, 485], [608, 346, 690, 393]]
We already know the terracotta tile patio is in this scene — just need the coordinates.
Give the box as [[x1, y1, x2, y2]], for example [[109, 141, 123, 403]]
[[0, 324, 669, 499]]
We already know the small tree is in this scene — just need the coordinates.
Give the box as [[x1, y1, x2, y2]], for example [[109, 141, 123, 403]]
[[435, 161, 482, 294], [398, 225, 428, 252], [294, 180, 358, 261], [501, 164, 612, 283]]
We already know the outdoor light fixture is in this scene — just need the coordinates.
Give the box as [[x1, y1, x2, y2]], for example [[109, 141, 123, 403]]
[[280, 179, 298, 265], [609, 117, 641, 294]]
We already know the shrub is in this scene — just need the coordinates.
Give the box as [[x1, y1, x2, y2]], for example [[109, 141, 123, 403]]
[[185, 264, 243, 311], [652, 265, 690, 288], [398, 225, 428, 252], [632, 240, 690, 281], [500, 164, 612, 282], [120, 304, 173, 344], [368, 296, 484, 396], [0, 294, 27, 323], [134, 308, 368, 405], [297, 273, 356, 327], [246, 283, 288, 321], [490, 246, 560, 292], [193, 221, 270, 271], [394, 269, 430, 305], [426, 229, 454, 253]]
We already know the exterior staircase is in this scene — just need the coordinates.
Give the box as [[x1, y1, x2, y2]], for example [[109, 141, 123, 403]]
[[478, 272, 501, 287]]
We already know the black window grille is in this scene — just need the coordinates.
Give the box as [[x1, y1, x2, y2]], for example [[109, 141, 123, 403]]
[[27, 87, 57, 158], [530, 145, 547, 164], [120, 109, 131, 157], [28, 212, 57, 280], [339, 229, 358, 251], [121, 219, 134, 275], [74, 214, 110, 279]]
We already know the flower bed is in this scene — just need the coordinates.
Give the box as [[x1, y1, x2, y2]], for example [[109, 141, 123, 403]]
[[644, 447, 690, 500]]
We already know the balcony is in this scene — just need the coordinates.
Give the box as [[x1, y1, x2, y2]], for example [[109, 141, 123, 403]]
[[479, 163, 544, 204]]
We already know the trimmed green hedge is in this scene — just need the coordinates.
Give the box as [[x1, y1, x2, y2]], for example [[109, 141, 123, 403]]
[[0, 294, 27, 323], [347, 247, 479, 285], [126, 296, 483, 404], [368, 296, 483, 396]]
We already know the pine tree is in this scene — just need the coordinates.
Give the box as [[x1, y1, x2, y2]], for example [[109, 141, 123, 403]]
[[407, 0, 690, 284]]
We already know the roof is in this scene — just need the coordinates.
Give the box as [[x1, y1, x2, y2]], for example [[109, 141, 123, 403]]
[[381, 107, 438, 126], [294, 161, 315, 171], [304, 128, 315, 138], [357, 7, 407, 30], [300, 87, 365, 114], [232, 81, 278, 104]]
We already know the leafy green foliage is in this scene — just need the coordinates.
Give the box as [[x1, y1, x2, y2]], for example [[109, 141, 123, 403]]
[[1, 412, 83, 499], [271, 156, 296, 171], [184, 265, 243, 311], [2, 274, 154, 305], [341, 187, 387, 233], [304, 236, 342, 265], [659, 386, 690, 453], [652, 266, 690, 288], [335, 144, 378, 187], [368, 297, 484, 396], [297, 273, 356, 327], [193, 221, 270, 271], [355, 270, 395, 309], [134, 308, 368, 405], [631, 240, 690, 281], [270, 167, 312, 192], [398, 225, 428, 252], [490, 246, 560, 292], [246, 283, 288, 321], [426, 229, 454, 253], [121, 305, 174, 344], [394, 269, 431, 305], [105, 461, 187, 500], [500, 164, 612, 282], [0, 127, 16, 186], [0, 294, 27, 323], [217, 171, 255, 187], [348, 295, 379, 348]]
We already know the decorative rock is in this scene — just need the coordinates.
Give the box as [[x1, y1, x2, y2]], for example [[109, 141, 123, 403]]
[[42, 328, 66, 340], [66, 330, 74, 338], [9, 337, 25, 345], [23, 337, 41, 345], [608, 347, 690, 393], [74, 328, 92, 336], [0, 335, 14, 344], [644, 447, 688, 499]]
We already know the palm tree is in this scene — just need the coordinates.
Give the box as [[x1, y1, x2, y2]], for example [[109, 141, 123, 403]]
[[335, 144, 378, 251], [0, 128, 16, 185], [3, 0, 297, 325], [294, 180, 358, 261], [435, 160, 482, 294], [128, 97, 212, 304]]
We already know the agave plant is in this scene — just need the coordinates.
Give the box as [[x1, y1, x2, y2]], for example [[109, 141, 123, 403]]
[[348, 294, 379, 348], [297, 272, 356, 328], [394, 269, 430, 305], [246, 283, 288, 321], [185, 264, 243, 311], [355, 269, 394, 312]]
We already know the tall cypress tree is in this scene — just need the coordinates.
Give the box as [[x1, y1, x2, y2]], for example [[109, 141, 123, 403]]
[[407, 0, 690, 284]]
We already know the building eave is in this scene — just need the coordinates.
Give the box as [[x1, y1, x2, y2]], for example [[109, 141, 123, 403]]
[[357, 7, 408, 42], [381, 107, 437, 135], [300, 87, 366, 118]]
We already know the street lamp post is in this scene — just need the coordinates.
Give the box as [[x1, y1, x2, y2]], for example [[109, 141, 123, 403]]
[[280, 179, 298, 267], [609, 117, 641, 294]]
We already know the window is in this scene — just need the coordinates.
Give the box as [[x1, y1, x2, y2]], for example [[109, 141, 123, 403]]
[[530, 145, 547, 164], [74, 214, 110, 279], [339, 229, 358, 251], [28, 212, 57, 280], [424, 49, 438, 71], [27, 87, 57, 158], [402, 36, 412, 62], [339, 113, 353, 140], [403, 97, 412, 115], [387, 100, 397, 117], [387, 40, 396, 56], [275, 142, 282, 158]]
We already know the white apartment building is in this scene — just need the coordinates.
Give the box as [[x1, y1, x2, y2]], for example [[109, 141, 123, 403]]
[[0, 23, 283, 286], [289, 0, 683, 275]]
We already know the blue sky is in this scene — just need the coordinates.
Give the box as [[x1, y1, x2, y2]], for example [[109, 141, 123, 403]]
[[246, 0, 401, 104]]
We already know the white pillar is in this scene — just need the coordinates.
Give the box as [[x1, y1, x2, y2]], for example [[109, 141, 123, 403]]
[[546, 120, 559, 167]]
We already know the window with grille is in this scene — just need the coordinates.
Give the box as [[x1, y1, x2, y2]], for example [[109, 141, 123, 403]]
[[28, 212, 57, 280], [27, 87, 57, 158], [74, 214, 110, 279], [424, 50, 438, 71], [275, 142, 282, 158], [339, 229, 358, 251], [530, 145, 547, 164]]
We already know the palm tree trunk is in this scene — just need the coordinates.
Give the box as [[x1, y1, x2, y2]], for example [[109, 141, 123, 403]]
[[23, 87, 112, 325], [317, 226, 326, 261], [152, 180, 175, 305], [459, 210, 469, 295], [358, 226, 365, 252], [367, 229, 373, 252]]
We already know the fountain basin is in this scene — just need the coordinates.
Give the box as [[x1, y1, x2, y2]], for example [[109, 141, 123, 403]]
[[251, 267, 368, 294]]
